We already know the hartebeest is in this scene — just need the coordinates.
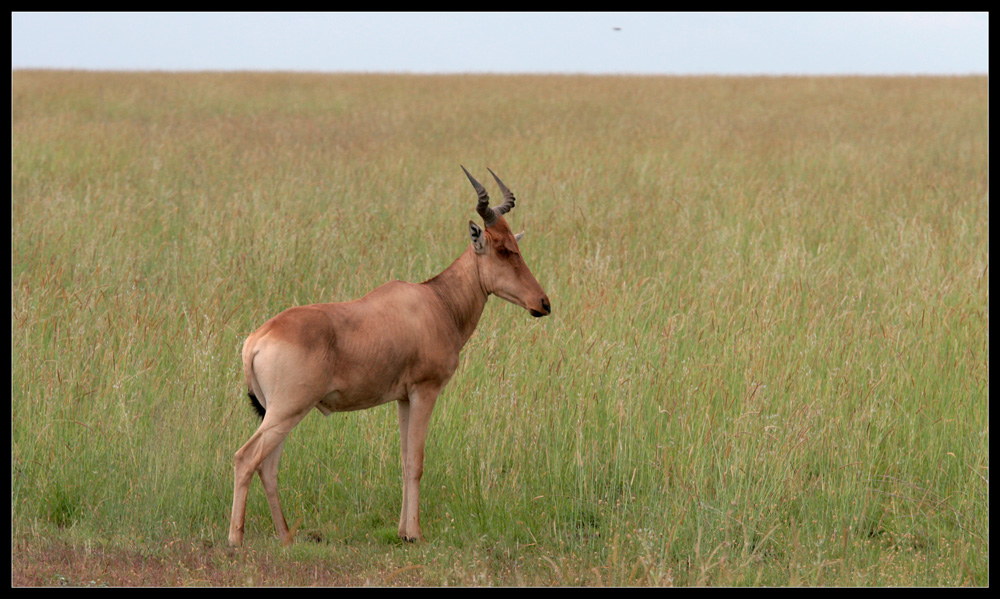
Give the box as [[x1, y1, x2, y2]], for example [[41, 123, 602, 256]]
[[229, 167, 551, 545]]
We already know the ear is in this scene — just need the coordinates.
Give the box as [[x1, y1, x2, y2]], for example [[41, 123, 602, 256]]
[[514, 230, 525, 242], [469, 221, 487, 254]]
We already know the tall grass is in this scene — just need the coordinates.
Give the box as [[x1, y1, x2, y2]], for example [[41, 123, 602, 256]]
[[12, 71, 988, 586]]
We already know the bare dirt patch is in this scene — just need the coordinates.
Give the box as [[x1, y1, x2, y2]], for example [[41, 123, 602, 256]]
[[11, 536, 424, 587]]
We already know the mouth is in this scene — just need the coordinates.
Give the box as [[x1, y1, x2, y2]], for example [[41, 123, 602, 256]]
[[529, 302, 551, 318], [529, 297, 552, 318]]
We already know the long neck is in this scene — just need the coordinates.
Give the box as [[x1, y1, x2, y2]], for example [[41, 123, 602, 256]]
[[422, 246, 489, 349]]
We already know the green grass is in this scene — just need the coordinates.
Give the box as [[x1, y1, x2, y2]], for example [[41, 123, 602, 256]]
[[11, 71, 988, 586]]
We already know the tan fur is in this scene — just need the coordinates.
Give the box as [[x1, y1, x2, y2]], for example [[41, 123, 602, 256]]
[[229, 211, 549, 545]]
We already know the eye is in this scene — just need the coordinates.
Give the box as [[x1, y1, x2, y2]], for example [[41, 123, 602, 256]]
[[495, 245, 519, 258]]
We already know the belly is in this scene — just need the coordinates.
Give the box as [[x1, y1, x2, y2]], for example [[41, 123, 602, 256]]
[[315, 385, 406, 415]]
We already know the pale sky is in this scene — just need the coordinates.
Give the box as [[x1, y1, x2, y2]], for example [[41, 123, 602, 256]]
[[11, 12, 989, 75]]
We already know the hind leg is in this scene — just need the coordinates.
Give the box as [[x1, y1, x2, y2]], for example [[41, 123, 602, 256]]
[[229, 408, 308, 546], [258, 438, 290, 543]]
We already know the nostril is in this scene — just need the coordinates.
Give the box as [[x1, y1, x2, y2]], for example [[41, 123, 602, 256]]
[[542, 297, 551, 314]]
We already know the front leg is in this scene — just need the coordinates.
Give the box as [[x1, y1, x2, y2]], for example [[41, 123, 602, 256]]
[[396, 399, 410, 540], [396, 383, 441, 542]]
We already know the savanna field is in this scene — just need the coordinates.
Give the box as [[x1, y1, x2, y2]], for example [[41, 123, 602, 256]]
[[11, 71, 988, 586]]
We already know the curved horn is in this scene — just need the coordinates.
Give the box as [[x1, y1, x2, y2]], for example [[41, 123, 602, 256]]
[[487, 168, 516, 217], [461, 165, 498, 226]]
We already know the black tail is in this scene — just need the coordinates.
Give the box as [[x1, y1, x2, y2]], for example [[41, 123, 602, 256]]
[[248, 391, 266, 420]]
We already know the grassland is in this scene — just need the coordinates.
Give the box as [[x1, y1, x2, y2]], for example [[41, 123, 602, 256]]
[[11, 71, 988, 586]]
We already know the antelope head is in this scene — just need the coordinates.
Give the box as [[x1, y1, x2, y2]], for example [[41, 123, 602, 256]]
[[461, 166, 551, 318]]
